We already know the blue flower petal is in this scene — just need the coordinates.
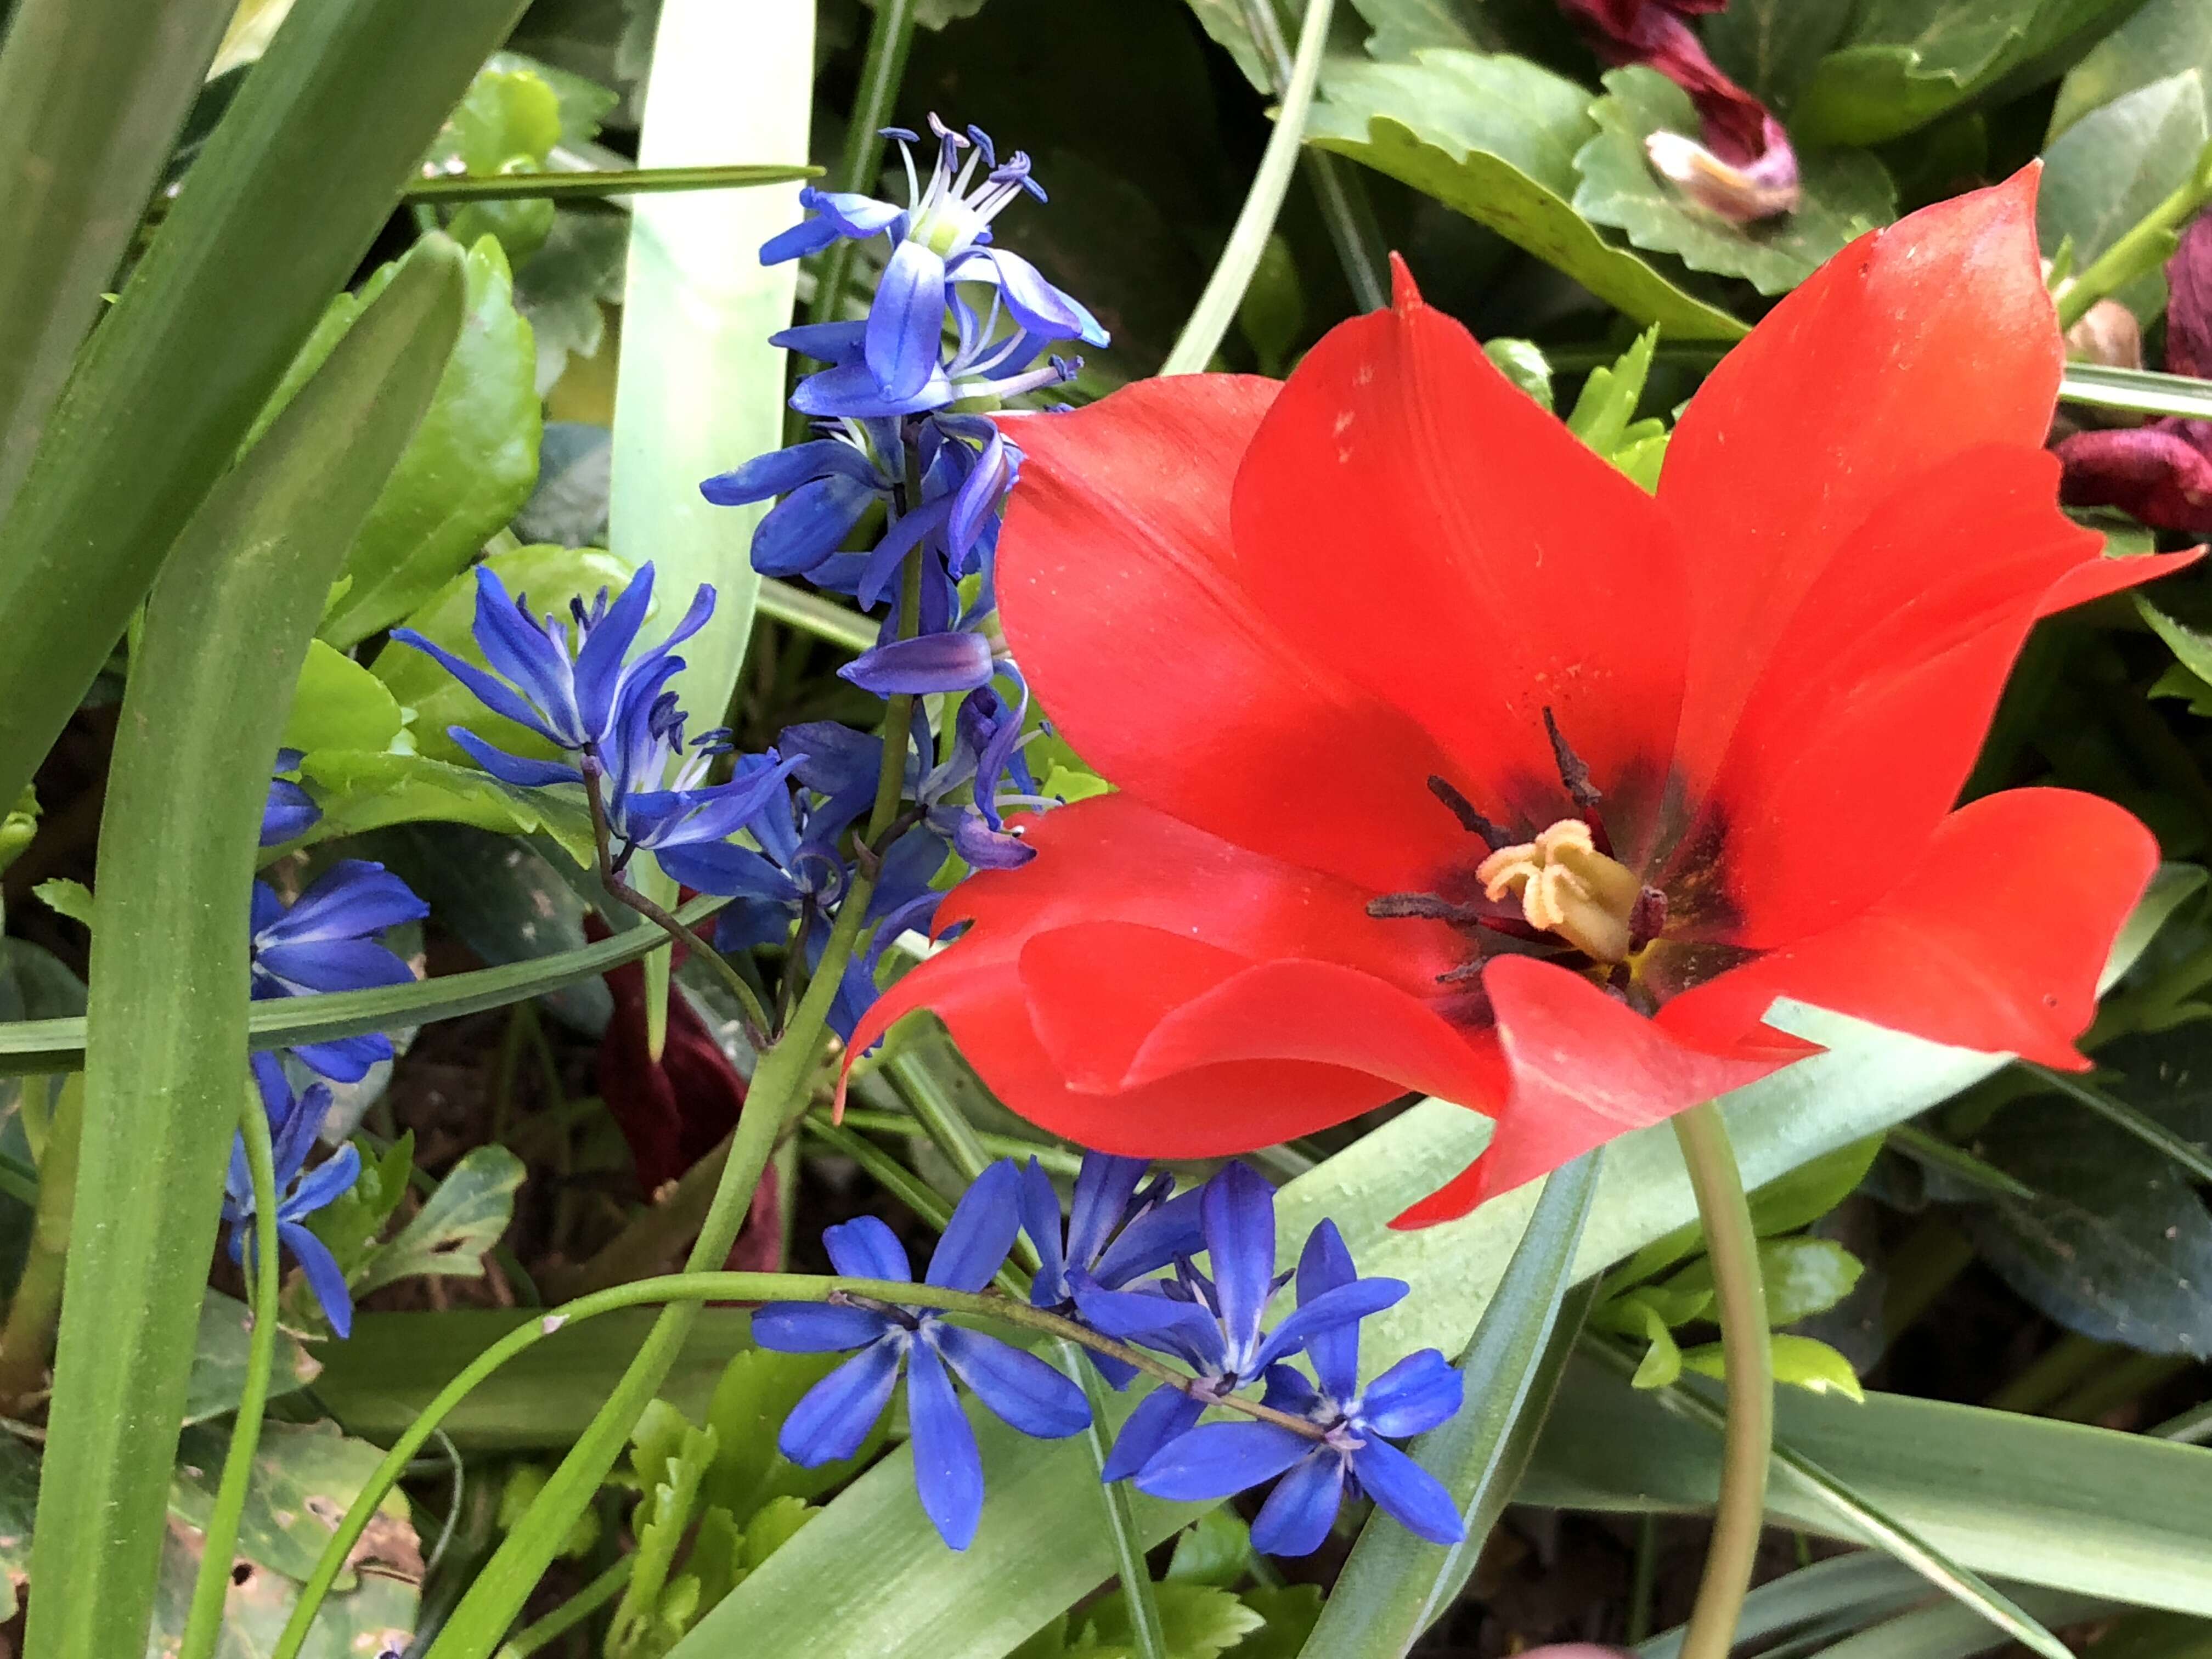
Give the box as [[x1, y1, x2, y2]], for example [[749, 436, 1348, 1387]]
[[956, 247, 1109, 347], [447, 729, 585, 790], [929, 1325, 1090, 1439], [867, 239, 950, 403], [470, 569, 584, 742], [792, 361, 953, 420], [279, 1220, 355, 1339], [1202, 1163, 1278, 1362], [254, 939, 417, 997], [821, 1214, 915, 1284], [1351, 1436, 1465, 1545], [259, 779, 320, 847], [752, 1301, 897, 1353], [1294, 1220, 1361, 1401], [271, 860, 429, 944], [1100, 1383, 1206, 1483], [1249, 1447, 1346, 1557], [1248, 1276, 1407, 1376], [569, 565, 657, 736], [1133, 1419, 1311, 1503], [1359, 1348, 1464, 1440], [751, 474, 883, 578], [905, 1340, 986, 1549], [1072, 1282, 1223, 1374], [387, 628, 563, 745], [759, 216, 843, 265], [287, 1032, 390, 1084], [780, 1336, 904, 1465], [1019, 1159, 1071, 1308], [926, 1160, 1023, 1292], [702, 439, 884, 505], [1091, 1188, 1204, 1291], [840, 633, 995, 697], [769, 320, 870, 365], [283, 1139, 360, 1219], [811, 189, 906, 240]]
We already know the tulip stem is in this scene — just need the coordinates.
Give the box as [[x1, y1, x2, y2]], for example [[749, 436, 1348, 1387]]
[[1671, 1101, 1771, 1659]]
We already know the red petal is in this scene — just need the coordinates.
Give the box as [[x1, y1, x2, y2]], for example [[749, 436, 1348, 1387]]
[[1663, 171, 2064, 788], [995, 377, 1471, 891], [1392, 955, 1787, 1227], [1699, 445, 2107, 941], [1229, 259, 1691, 857], [1660, 788, 2157, 1069]]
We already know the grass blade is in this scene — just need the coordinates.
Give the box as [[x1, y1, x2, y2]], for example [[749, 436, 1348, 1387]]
[[404, 162, 819, 205], [1299, 1152, 1602, 1658], [26, 241, 464, 1659], [2058, 363, 2212, 421], [0, 0, 235, 513], [2019, 1062, 2212, 1186], [0, 0, 528, 810]]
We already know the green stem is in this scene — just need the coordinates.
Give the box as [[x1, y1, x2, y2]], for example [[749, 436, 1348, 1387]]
[[404, 162, 816, 206], [830, 1104, 1085, 1176], [2054, 139, 2212, 331], [1671, 1102, 1771, 1659], [279, 1266, 1327, 1659], [1628, 1514, 1661, 1645], [0, 1074, 78, 1409], [180, 1082, 281, 1659], [495, 1554, 635, 1658]]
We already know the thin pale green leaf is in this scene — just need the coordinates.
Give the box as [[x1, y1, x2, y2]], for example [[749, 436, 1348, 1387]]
[[2061, 363, 2212, 420]]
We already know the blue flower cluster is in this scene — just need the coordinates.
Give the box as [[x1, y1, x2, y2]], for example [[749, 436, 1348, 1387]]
[[755, 1153, 1466, 1555], [223, 1054, 363, 1336]]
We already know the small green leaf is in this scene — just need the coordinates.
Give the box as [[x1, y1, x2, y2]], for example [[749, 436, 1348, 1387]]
[[427, 63, 565, 262], [31, 879, 93, 929], [514, 213, 629, 394], [303, 1132, 416, 1293], [1572, 67, 1896, 296], [1306, 50, 1747, 340], [1681, 1333, 1866, 1402], [1237, 235, 1305, 379], [281, 639, 407, 756], [1702, 0, 1856, 112], [352, 1144, 523, 1297], [371, 541, 633, 770], [1076, 1582, 1265, 1659], [1747, 1133, 1885, 1235], [294, 749, 598, 868], [1666, 1237, 1867, 1326], [1040, 764, 1114, 806], [2040, 71, 2212, 320], [739, 1494, 817, 1568], [1565, 328, 1657, 454], [1165, 1509, 1255, 1588], [320, 236, 543, 649], [1233, 1585, 1324, 1659], [1597, 1294, 1685, 1388], [610, 1415, 718, 1659], [1482, 338, 1553, 411], [488, 50, 618, 149], [1611, 429, 1669, 492]]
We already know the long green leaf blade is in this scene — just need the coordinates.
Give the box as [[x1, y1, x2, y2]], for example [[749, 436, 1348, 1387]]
[[0, 0, 235, 512], [25, 241, 465, 1659], [1297, 1152, 1602, 1658], [0, 0, 528, 808]]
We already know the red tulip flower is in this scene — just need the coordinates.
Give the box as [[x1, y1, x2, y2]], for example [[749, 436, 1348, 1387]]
[[852, 172, 2192, 1227]]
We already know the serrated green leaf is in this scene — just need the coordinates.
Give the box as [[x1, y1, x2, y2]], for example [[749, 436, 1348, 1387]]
[[1306, 50, 1747, 340], [294, 749, 598, 867], [686, 1504, 746, 1615], [371, 541, 632, 770], [1566, 328, 1657, 453], [489, 49, 620, 146], [1680, 1333, 1866, 1401], [320, 236, 543, 648], [1165, 1509, 1255, 1588], [740, 1494, 817, 1568], [611, 1416, 719, 1659], [1573, 67, 1895, 295], [31, 879, 92, 929], [1612, 429, 1668, 491], [2040, 71, 2211, 320], [1077, 1582, 1265, 1659], [282, 639, 407, 756], [514, 212, 630, 394], [352, 1143, 523, 1297], [2052, 0, 2212, 137], [1596, 1293, 1685, 1387]]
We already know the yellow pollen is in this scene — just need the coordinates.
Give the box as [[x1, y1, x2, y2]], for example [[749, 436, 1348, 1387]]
[[1475, 819, 1642, 963]]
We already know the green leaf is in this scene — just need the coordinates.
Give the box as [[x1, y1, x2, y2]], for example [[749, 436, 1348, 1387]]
[[1165, 1509, 1256, 1589], [25, 231, 467, 1659], [352, 1144, 523, 1297], [182, 1290, 322, 1426], [1668, 1239, 1866, 1327], [1234, 1587, 1324, 1659], [491, 48, 620, 146], [2039, 71, 2211, 320], [514, 213, 630, 394], [1792, 0, 2147, 145], [2050, 0, 2212, 137], [1076, 1583, 1265, 1659], [0, 1434, 34, 1618], [371, 541, 632, 769], [1565, 328, 1657, 453], [1305, 50, 1748, 341], [303, 1132, 416, 1291], [610, 1415, 718, 1659], [0, 0, 237, 514], [294, 749, 598, 868], [171, 1418, 418, 1590], [1748, 1134, 1887, 1235], [320, 235, 543, 648], [427, 62, 565, 262], [1683, 1333, 1865, 1402], [1482, 338, 1553, 411], [1701, 0, 1857, 112], [281, 640, 407, 756], [30, 878, 92, 929], [702, 1347, 891, 1519], [146, 1508, 419, 1659], [1573, 67, 1897, 295]]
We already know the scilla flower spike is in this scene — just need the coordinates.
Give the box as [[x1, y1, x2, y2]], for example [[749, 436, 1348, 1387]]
[[849, 171, 2194, 1226]]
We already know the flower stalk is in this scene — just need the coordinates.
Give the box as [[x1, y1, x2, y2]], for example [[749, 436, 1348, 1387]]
[[0, 1075, 78, 1411], [1670, 1101, 1772, 1659], [2055, 140, 2212, 331]]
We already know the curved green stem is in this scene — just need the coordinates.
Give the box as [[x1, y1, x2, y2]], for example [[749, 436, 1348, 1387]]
[[1672, 1101, 1771, 1659], [180, 1083, 280, 1659], [277, 1267, 1326, 1658], [0, 1075, 79, 1409]]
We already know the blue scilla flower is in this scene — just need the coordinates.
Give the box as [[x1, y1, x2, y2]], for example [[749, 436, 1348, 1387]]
[[917, 680, 1047, 871], [698, 416, 900, 585], [760, 116, 1105, 413], [1018, 1152, 1201, 1387], [589, 686, 808, 877], [224, 1053, 363, 1337], [752, 1160, 1092, 1549], [1073, 1163, 1408, 1482], [1132, 1221, 1465, 1556], [259, 748, 320, 847], [389, 561, 711, 785], [250, 860, 427, 1082]]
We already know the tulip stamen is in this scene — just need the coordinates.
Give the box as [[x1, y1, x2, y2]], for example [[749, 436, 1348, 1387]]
[[1476, 819, 1642, 964], [1424, 775, 1510, 849]]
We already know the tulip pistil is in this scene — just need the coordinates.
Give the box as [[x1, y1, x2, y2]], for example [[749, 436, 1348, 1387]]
[[1477, 819, 1643, 964]]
